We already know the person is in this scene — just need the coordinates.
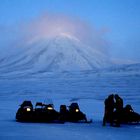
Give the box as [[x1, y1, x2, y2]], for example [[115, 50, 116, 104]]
[[103, 94, 115, 126], [115, 94, 123, 110], [114, 94, 123, 126]]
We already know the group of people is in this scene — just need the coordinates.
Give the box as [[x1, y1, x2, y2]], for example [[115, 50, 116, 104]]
[[103, 94, 123, 127]]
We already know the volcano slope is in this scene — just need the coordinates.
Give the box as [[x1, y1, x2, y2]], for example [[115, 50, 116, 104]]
[[0, 34, 110, 77]]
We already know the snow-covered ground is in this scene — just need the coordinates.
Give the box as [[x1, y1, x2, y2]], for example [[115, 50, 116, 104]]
[[0, 71, 140, 140]]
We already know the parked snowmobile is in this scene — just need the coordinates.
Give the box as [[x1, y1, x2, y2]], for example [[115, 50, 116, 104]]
[[121, 105, 140, 123], [59, 103, 90, 123], [34, 102, 44, 121], [42, 104, 60, 122], [34, 103, 60, 122], [16, 101, 33, 122], [69, 103, 87, 122]]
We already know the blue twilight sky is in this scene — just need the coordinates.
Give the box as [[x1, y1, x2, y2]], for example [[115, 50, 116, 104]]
[[0, 0, 140, 63]]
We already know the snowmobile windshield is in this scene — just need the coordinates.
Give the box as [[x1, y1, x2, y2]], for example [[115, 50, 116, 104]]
[[35, 102, 43, 109], [21, 101, 33, 108]]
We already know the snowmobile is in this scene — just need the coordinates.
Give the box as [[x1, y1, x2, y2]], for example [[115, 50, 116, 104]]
[[33, 102, 44, 121], [120, 105, 140, 124], [16, 101, 34, 122], [59, 103, 92, 123], [33, 102, 60, 122]]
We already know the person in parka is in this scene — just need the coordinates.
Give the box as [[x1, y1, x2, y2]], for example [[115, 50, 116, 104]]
[[114, 94, 123, 126], [103, 94, 115, 126]]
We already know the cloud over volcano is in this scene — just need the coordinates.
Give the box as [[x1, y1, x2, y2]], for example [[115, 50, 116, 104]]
[[0, 12, 111, 74]]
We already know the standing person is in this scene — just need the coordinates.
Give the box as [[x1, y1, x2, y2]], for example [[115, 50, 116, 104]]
[[114, 94, 123, 126], [103, 94, 115, 126]]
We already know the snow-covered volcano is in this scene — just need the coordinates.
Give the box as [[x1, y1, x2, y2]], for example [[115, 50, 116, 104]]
[[0, 34, 110, 74]]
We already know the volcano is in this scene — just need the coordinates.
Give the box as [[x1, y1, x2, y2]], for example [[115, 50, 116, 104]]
[[0, 34, 110, 75]]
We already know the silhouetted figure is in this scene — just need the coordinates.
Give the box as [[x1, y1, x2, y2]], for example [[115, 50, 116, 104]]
[[103, 94, 115, 126], [114, 94, 123, 126]]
